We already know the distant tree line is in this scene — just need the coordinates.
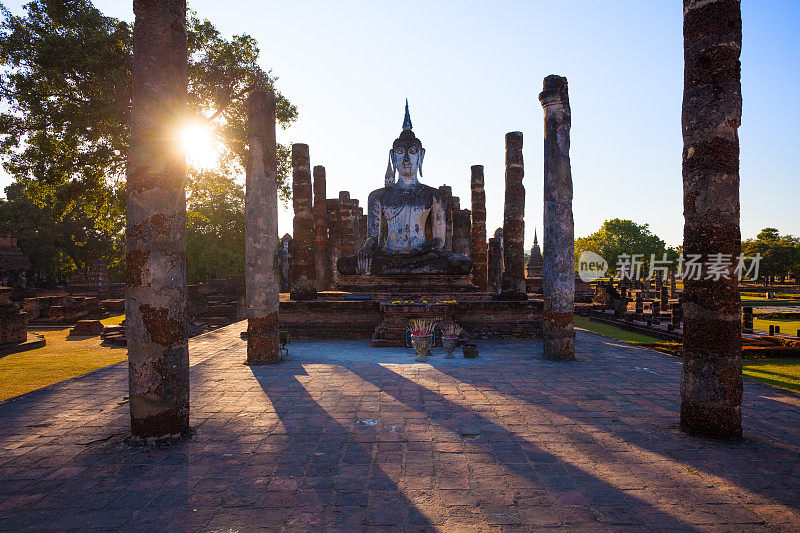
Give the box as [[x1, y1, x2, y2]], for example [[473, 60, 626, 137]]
[[0, 0, 296, 284], [742, 228, 800, 284], [576, 219, 800, 284], [574, 219, 680, 277]]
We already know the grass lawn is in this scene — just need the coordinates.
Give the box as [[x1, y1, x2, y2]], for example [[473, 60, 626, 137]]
[[0, 315, 126, 402], [754, 317, 800, 336], [574, 316, 800, 394], [741, 359, 800, 394]]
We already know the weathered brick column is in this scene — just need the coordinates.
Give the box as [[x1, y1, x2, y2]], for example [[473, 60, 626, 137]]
[[338, 192, 357, 257], [539, 75, 575, 361], [439, 186, 454, 252], [499, 132, 527, 300], [327, 198, 342, 286], [127, 0, 189, 441], [245, 90, 281, 365], [312, 165, 330, 291], [452, 208, 472, 256], [487, 236, 503, 294], [470, 165, 488, 290], [290, 143, 316, 300], [680, 0, 743, 440]]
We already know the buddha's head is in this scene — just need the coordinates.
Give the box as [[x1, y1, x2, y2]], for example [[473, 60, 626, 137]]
[[390, 100, 425, 184]]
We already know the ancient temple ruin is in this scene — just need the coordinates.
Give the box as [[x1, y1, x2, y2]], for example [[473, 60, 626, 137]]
[[278, 103, 545, 346]]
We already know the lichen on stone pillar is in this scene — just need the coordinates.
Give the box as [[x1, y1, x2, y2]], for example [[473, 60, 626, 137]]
[[289, 143, 317, 300], [452, 208, 472, 256], [470, 165, 488, 291], [499, 132, 527, 301], [487, 236, 503, 294], [127, 0, 189, 442], [245, 90, 281, 365], [313, 165, 330, 291], [539, 75, 575, 361], [679, 0, 743, 440]]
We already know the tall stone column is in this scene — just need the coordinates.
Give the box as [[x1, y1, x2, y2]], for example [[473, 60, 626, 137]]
[[313, 165, 330, 291], [245, 90, 281, 365], [680, 0, 743, 440], [487, 237, 503, 294], [127, 0, 189, 441], [439, 185, 454, 252], [539, 75, 575, 361], [327, 198, 342, 285], [499, 132, 527, 300], [470, 165, 488, 290], [338, 192, 357, 257], [452, 208, 472, 256], [290, 143, 316, 300]]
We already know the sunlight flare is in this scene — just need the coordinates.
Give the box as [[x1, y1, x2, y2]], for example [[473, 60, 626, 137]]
[[179, 121, 219, 170]]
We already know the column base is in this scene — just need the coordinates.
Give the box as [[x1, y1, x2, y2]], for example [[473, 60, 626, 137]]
[[542, 312, 575, 361], [246, 314, 282, 365], [680, 402, 742, 441], [129, 406, 190, 445]]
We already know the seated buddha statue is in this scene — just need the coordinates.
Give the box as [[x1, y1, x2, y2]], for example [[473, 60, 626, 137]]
[[337, 102, 473, 276]]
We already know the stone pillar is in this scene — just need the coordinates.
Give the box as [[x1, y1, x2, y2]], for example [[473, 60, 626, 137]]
[[635, 291, 644, 315], [339, 192, 357, 257], [127, 0, 189, 442], [470, 165, 488, 290], [439, 186, 454, 252], [671, 301, 683, 329], [452, 208, 472, 256], [499, 132, 527, 300], [312, 165, 330, 291], [669, 270, 677, 298], [245, 90, 281, 364], [290, 144, 316, 300], [327, 199, 342, 285], [680, 0, 743, 440], [487, 237, 503, 294], [660, 286, 669, 310], [279, 234, 291, 291], [540, 75, 575, 361], [742, 306, 753, 334]]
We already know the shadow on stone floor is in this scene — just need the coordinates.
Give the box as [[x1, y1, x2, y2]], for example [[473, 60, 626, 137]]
[[341, 360, 699, 529], [248, 361, 438, 529], [428, 332, 800, 514]]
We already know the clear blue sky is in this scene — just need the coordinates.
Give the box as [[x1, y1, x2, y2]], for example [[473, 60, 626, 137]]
[[3, 0, 799, 247]]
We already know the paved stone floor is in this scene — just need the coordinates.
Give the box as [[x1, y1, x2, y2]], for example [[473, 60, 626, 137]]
[[2, 322, 800, 532]]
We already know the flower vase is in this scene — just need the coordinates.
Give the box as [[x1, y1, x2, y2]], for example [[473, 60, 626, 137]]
[[410, 334, 432, 362], [441, 336, 458, 359]]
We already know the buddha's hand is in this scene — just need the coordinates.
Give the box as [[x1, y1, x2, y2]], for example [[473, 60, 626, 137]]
[[418, 237, 442, 254], [356, 239, 375, 274]]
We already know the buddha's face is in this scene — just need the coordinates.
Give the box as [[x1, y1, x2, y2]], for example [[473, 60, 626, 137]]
[[392, 143, 423, 180]]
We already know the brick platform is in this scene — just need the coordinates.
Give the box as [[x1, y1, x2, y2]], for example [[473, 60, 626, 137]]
[[1, 322, 799, 530]]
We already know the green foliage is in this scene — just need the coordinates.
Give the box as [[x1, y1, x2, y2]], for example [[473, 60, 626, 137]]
[[186, 167, 244, 283], [0, 0, 129, 278], [186, 11, 296, 201], [742, 228, 800, 283], [0, 0, 297, 282], [575, 219, 674, 275]]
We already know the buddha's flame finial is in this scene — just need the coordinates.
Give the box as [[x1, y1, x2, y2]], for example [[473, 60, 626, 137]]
[[534, 228, 538, 246], [402, 98, 412, 131]]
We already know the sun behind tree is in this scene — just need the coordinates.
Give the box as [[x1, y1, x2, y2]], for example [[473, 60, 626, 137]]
[[179, 121, 219, 170]]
